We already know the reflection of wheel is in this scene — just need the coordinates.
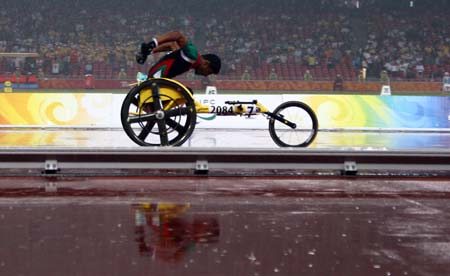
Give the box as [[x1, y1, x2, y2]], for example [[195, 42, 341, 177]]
[[121, 78, 196, 146], [268, 101, 318, 147]]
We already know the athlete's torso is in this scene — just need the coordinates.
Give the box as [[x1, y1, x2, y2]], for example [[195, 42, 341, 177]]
[[148, 42, 200, 79]]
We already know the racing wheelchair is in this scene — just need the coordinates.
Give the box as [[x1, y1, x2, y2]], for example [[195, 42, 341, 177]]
[[121, 77, 318, 147]]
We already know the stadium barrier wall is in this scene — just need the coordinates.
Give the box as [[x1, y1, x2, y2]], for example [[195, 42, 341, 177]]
[[215, 80, 443, 92], [1, 93, 448, 130], [34, 79, 203, 90], [0, 79, 441, 92]]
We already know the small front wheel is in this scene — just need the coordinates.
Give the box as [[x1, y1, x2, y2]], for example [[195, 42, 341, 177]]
[[268, 101, 318, 147]]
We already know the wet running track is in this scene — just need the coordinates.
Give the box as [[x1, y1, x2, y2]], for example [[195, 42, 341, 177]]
[[0, 176, 450, 276]]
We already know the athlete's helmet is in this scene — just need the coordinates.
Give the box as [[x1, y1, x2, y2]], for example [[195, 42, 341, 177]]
[[202, 54, 221, 74]]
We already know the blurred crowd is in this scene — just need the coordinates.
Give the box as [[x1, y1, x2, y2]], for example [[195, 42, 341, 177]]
[[0, 0, 448, 81]]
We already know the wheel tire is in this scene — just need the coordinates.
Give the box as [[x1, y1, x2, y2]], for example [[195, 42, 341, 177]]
[[121, 78, 196, 146], [268, 101, 318, 147]]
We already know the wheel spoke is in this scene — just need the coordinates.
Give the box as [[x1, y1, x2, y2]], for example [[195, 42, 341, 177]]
[[128, 113, 156, 124], [130, 96, 139, 107], [138, 121, 156, 140], [151, 83, 163, 111], [165, 118, 189, 142], [157, 119, 169, 146], [166, 118, 184, 131], [164, 106, 191, 118]]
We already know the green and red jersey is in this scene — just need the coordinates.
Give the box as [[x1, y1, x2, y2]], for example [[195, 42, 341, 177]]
[[148, 41, 201, 78]]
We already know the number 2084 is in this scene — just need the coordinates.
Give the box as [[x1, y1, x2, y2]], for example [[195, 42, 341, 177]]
[[210, 106, 235, 114]]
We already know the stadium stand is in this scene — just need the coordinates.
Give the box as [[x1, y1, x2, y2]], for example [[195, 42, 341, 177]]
[[0, 0, 448, 81]]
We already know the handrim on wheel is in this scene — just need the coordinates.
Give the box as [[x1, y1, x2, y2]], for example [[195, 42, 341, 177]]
[[120, 78, 197, 146], [268, 101, 318, 147]]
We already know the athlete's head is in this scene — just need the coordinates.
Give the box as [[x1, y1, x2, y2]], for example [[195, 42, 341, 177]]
[[195, 54, 221, 76]]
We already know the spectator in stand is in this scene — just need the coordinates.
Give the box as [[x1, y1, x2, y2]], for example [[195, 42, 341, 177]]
[[13, 67, 22, 78], [380, 70, 390, 84], [51, 59, 60, 75], [241, 69, 251, 80], [118, 68, 127, 80], [406, 67, 416, 80], [306, 55, 317, 68], [333, 74, 344, 91], [357, 68, 367, 82], [208, 73, 217, 82], [443, 72, 450, 92], [415, 63, 424, 78], [37, 68, 45, 79], [430, 66, 444, 81], [269, 68, 278, 80], [186, 71, 195, 80], [390, 61, 400, 79], [303, 70, 313, 81], [84, 62, 93, 75]]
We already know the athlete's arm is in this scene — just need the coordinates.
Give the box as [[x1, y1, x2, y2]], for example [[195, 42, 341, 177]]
[[136, 31, 189, 64], [152, 31, 188, 53], [151, 42, 180, 53]]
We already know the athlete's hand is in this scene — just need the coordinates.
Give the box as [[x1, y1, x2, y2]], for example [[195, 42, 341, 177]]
[[142, 40, 157, 54], [136, 40, 157, 64], [135, 51, 147, 64]]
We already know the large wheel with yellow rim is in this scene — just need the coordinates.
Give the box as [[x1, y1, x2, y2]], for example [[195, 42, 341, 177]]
[[121, 78, 197, 146]]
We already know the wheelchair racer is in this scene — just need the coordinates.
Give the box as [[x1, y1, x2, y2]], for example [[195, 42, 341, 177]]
[[136, 31, 221, 79]]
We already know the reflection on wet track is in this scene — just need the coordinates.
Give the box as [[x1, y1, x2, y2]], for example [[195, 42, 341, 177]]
[[0, 176, 450, 275], [132, 203, 220, 263]]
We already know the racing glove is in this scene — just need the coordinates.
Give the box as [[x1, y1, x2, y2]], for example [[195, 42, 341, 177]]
[[136, 39, 158, 64]]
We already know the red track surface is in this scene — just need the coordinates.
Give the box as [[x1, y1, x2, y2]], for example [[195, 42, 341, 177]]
[[0, 175, 449, 276]]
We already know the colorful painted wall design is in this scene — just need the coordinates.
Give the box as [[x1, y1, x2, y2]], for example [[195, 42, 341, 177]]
[[1, 93, 449, 129], [0, 93, 114, 126], [284, 95, 450, 129]]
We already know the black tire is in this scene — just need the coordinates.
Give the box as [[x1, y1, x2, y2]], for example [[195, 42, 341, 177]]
[[121, 78, 196, 146], [268, 101, 318, 147]]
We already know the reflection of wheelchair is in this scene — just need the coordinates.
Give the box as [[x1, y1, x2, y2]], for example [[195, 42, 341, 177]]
[[121, 77, 318, 147], [132, 203, 220, 262]]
